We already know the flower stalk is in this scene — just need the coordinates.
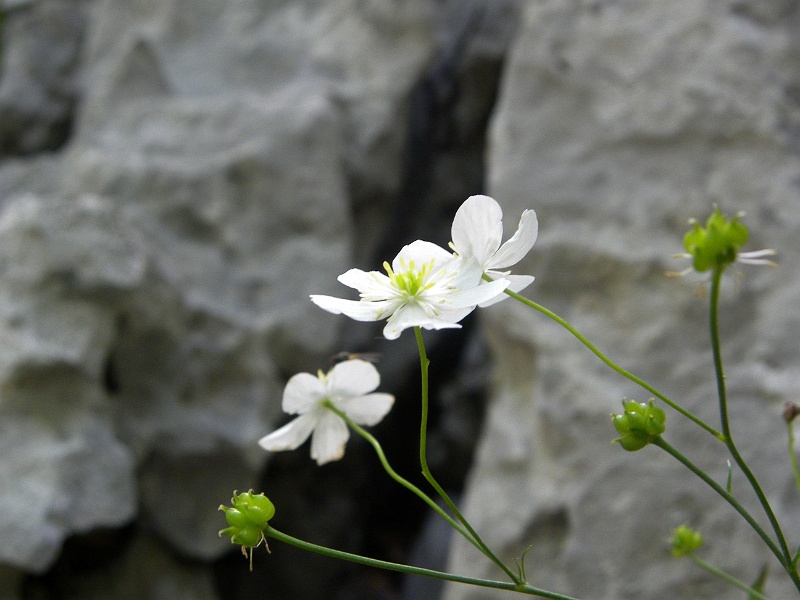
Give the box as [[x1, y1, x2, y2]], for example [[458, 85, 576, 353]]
[[708, 267, 798, 587], [414, 327, 523, 585], [321, 399, 478, 549], [652, 436, 786, 571], [263, 524, 579, 599], [686, 553, 772, 600], [499, 283, 724, 440]]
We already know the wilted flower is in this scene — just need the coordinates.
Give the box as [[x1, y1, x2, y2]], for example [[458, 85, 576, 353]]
[[259, 359, 394, 465], [310, 240, 509, 340], [449, 195, 538, 306], [670, 208, 776, 277]]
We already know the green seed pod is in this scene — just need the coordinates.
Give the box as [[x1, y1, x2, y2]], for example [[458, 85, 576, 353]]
[[223, 507, 251, 529], [218, 490, 275, 546], [611, 399, 666, 451], [221, 523, 264, 547], [233, 490, 276, 527], [671, 525, 704, 557]]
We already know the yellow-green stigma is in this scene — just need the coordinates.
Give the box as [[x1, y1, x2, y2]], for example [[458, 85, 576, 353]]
[[383, 259, 436, 298]]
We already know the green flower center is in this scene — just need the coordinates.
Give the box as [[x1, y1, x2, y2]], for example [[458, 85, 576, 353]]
[[383, 259, 436, 298]]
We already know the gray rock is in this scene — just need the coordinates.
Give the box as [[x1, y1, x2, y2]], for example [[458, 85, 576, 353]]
[[445, 1, 800, 599], [0, 0, 436, 587], [0, 0, 91, 154], [0, 194, 139, 572]]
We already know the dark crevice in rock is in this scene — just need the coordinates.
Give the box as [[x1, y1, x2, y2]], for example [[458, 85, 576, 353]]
[[0, 1, 89, 157], [216, 4, 523, 600], [102, 353, 121, 395], [21, 523, 137, 600]]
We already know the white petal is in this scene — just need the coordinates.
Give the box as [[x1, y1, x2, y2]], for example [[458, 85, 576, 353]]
[[338, 268, 392, 293], [310, 411, 350, 465], [447, 256, 484, 290], [445, 278, 509, 308], [738, 249, 776, 258], [489, 209, 538, 270], [478, 274, 534, 307], [737, 249, 777, 267], [282, 372, 325, 413], [258, 412, 319, 452], [310, 294, 393, 321], [737, 257, 777, 267], [434, 306, 475, 325], [393, 240, 453, 272], [450, 195, 503, 265], [327, 359, 381, 397], [382, 303, 461, 340], [338, 392, 395, 425]]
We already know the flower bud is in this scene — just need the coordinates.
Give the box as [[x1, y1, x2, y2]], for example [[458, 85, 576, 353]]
[[783, 402, 800, 423], [671, 525, 704, 557], [611, 399, 666, 451], [683, 208, 749, 273]]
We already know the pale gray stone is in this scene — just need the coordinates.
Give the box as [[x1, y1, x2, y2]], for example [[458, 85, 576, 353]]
[[445, 1, 800, 599], [0, 0, 436, 588]]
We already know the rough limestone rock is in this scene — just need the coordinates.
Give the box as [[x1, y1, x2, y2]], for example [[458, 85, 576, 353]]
[[445, 1, 800, 599], [8, 0, 798, 598], [0, 0, 435, 594], [0, 0, 91, 155]]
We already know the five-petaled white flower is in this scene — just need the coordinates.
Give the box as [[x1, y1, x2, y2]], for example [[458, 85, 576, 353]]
[[310, 239, 509, 340], [259, 359, 394, 465], [449, 195, 538, 306]]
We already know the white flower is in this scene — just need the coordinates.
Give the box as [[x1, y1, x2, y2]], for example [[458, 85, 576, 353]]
[[449, 195, 538, 306], [258, 359, 394, 465], [310, 239, 509, 340]]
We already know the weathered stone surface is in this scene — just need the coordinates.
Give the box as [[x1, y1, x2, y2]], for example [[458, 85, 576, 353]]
[[0, 0, 436, 589], [0, 194, 139, 572], [445, 1, 800, 599], [7, 0, 798, 597], [0, 0, 91, 155]]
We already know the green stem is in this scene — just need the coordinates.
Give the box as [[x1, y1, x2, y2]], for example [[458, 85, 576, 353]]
[[785, 421, 800, 494], [263, 525, 579, 599], [708, 267, 795, 578], [414, 327, 521, 585], [500, 285, 724, 441], [652, 436, 785, 568], [687, 553, 772, 600], [321, 400, 480, 551]]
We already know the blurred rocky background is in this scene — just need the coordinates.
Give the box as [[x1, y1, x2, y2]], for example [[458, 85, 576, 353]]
[[0, 1, 798, 599]]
